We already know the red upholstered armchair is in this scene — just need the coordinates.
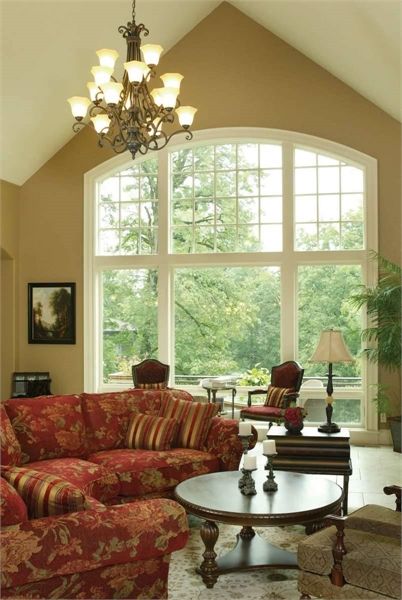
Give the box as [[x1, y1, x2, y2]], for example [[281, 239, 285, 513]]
[[240, 361, 304, 428], [132, 358, 170, 389]]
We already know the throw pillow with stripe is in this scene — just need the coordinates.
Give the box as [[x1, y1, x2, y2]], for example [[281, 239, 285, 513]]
[[264, 385, 295, 408], [159, 396, 219, 449], [2, 466, 87, 519], [126, 413, 178, 451], [137, 382, 167, 390]]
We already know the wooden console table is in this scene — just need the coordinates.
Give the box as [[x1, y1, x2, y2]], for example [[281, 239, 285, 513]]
[[267, 426, 352, 515]]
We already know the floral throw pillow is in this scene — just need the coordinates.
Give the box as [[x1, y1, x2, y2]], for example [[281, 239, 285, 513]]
[[126, 413, 178, 451]]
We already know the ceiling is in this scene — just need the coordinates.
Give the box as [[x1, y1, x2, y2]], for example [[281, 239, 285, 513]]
[[1, 0, 400, 186]]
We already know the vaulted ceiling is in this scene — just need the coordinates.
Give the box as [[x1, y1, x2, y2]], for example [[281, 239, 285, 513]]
[[1, 0, 400, 185]]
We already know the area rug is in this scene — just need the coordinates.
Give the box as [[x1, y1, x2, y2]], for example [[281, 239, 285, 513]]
[[169, 516, 304, 600]]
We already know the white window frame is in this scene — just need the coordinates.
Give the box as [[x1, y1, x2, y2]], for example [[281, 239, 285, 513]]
[[84, 127, 378, 431]]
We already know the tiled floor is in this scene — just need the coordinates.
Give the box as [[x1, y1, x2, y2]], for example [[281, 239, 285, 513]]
[[248, 442, 402, 512]]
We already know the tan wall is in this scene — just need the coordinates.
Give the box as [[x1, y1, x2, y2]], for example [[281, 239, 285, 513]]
[[17, 3, 401, 407], [1, 180, 20, 398]]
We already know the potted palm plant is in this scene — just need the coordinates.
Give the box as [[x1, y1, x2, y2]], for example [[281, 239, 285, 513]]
[[351, 252, 401, 452]]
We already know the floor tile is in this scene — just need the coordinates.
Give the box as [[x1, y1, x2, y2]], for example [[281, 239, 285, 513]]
[[363, 492, 398, 509]]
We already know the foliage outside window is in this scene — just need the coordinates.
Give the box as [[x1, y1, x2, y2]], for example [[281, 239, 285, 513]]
[[88, 130, 376, 428]]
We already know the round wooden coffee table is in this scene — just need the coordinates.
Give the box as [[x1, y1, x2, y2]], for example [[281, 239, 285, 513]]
[[175, 470, 343, 588]]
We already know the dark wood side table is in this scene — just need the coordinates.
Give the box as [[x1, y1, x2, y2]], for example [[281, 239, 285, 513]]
[[202, 382, 237, 418], [175, 470, 343, 589], [267, 425, 352, 515]]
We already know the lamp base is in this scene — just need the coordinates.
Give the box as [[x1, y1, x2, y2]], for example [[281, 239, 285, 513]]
[[318, 421, 340, 434]]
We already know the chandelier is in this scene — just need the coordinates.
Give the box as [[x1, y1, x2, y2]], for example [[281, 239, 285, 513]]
[[67, 0, 197, 159]]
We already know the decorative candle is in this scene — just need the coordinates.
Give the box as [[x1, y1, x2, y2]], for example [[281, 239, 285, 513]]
[[263, 440, 276, 455], [239, 422, 252, 436], [243, 455, 256, 470]]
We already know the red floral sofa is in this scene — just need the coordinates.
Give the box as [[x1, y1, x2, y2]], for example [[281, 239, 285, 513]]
[[1, 388, 253, 598]]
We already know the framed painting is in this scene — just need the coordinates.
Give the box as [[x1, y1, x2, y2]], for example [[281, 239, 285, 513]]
[[28, 282, 76, 344]]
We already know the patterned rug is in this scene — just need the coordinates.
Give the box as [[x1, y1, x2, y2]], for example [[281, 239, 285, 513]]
[[169, 515, 305, 600]]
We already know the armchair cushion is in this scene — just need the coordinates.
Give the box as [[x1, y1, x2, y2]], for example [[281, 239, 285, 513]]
[[298, 525, 401, 599], [0, 476, 28, 526], [264, 385, 296, 408], [346, 504, 401, 540], [159, 396, 219, 449], [240, 405, 283, 419], [2, 466, 87, 519], [0, 405, 22, 466], [126, 413, 178, 451]]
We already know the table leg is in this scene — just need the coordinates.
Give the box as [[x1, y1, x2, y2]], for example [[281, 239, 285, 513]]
[[231, 388, 235, 418], [198, 520, 219, 589], [343, 475, 349, 515]]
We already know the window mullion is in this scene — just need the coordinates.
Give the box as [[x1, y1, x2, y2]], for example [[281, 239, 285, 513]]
[[281, 142, 296, 361]]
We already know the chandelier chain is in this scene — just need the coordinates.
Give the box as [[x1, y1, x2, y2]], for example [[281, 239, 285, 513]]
[[132, 0, 136, 22]]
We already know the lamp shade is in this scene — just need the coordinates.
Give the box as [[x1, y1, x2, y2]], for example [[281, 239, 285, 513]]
[[310, 329, 353, 363]]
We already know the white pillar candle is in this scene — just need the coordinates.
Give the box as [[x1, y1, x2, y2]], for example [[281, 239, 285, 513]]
[[263, 440, 276, 455], [243, 455, 256, 470], [239, 422, 252, 436]]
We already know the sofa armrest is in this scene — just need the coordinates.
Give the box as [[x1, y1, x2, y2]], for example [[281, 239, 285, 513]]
[[1, 498, 188, 590], [204, 417, 258, 471]]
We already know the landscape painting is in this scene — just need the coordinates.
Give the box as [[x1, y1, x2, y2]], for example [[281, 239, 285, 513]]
[[28, 283, 76, 344]]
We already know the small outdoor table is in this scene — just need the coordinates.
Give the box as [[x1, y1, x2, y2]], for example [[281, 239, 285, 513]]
[[202, 382, 237, 418]]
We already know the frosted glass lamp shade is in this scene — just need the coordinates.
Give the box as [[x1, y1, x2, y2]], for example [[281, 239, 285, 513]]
[[101, 82, 123, 105], [160, 73, 183, 90], [141, 44, 163, 66], [91, 66, 113, 85], [124, 60, 150, 83], [96, 48, 119, 68], [87, 82, 101, 102], [67, 96, 91, 118], [91, 113, 111, 133], [150, 87, 164, 107], [176, 106, 197, 127], [310, 329, 354, 363], [158, 87, 179, 109]]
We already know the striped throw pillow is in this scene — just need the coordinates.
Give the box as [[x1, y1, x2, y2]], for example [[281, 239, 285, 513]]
[[159, 397, 219, 449], [264, 385, 295, 408], [137, 382, 167, 390], [2, 467, 87, 519], [126, 413, 178, 451]]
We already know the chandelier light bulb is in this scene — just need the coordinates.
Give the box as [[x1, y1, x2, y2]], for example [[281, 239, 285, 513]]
[[96, 48, 119, 68], [141, 44, 163, 66], [91, 66, 113, 86], [87, 82, 102, 102], [160, 73, 184, 91], [124, 60, 150, 83], [158, 87, 179, 109], [101, 82, 123, 105], [91, 113, 111, 133], [150, 87, 164, 107], [67, 96, 91, 119], [176, 106, 197, 128]]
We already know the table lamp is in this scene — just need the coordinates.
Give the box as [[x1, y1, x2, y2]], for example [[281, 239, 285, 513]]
[[310, 329, 353, 433]]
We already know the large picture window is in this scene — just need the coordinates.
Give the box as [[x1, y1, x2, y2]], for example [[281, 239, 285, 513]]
[[85, 128, 377, 429]]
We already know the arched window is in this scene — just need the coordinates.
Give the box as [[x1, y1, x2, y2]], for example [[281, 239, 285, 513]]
[[85, 128, 377, 430]]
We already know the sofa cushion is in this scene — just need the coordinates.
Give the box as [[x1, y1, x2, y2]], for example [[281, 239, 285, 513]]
[[264, 385, 295, 407], [88, 447, 220, 497], [0, 476, 28, 525], [126, 413, 178, 451], [80, 390, 164, 453], [159, 396, 219, 449], [2, 466, 87, 518], [4, 396, 86, 463], [0, 404, 22, 466], [26, 458, 120, 502]]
